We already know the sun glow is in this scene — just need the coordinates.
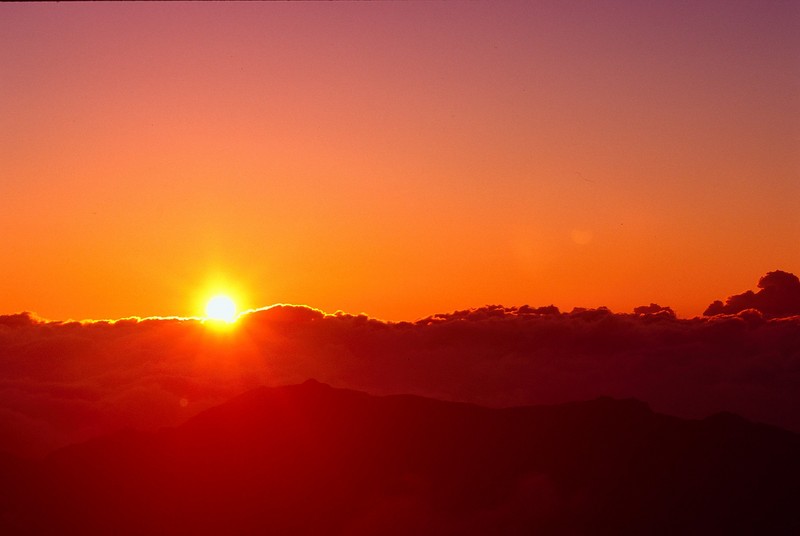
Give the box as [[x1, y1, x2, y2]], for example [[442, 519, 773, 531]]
[[205, 295, 238, 323]]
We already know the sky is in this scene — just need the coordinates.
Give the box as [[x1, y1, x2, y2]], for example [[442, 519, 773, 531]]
[[1, 1, 798, 321]]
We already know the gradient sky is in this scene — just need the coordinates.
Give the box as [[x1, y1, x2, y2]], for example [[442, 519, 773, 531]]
[[1, 1, 798, 321]]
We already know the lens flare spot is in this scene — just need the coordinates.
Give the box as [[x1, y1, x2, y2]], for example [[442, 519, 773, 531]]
[[571, 229, 593, 245]]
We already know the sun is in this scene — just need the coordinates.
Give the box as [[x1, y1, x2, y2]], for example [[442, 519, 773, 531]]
[[205, 294, 238, 323]]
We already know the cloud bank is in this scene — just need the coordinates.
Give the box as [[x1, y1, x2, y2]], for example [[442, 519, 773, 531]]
[[1, 272, 799, 457], [704, 270, 800, 317]]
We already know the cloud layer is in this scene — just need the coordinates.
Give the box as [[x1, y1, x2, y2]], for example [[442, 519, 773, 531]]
[[704, 270, 800, 317], [1, 273, 799, 458]]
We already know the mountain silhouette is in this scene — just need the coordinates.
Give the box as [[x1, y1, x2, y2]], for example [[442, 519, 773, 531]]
[[1, 380, 798, 535]]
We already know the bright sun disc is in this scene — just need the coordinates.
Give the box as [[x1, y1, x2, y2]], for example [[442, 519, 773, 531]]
[[205, 295, 238, 323]]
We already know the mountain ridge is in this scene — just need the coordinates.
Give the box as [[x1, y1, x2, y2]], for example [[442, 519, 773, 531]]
[[2, 381, 798, 535]]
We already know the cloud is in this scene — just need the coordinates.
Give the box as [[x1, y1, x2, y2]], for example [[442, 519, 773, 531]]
[[0, 281, 799, 458], [633, 303, 675, 318], [704, 270, 800, 318]]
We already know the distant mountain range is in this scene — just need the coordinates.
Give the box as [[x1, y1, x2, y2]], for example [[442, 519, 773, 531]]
[[1, 380, 798, 535]]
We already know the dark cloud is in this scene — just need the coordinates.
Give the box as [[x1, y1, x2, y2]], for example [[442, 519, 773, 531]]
[[0, 286, 799, 458], [704, 270, 800, 318], [633, 303, 675, 318]]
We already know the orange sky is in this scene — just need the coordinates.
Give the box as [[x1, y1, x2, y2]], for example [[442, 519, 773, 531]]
[[1, 2, 798, 321]]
